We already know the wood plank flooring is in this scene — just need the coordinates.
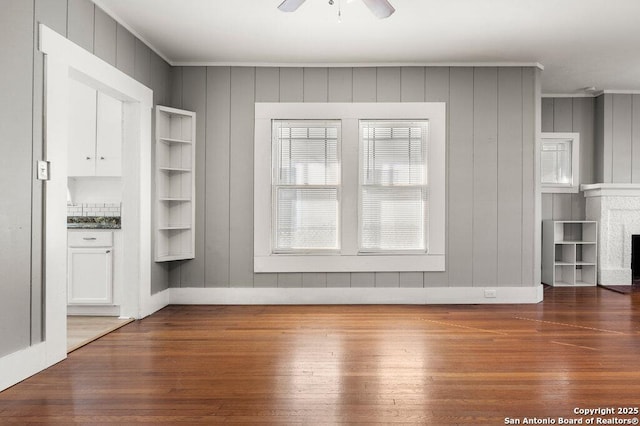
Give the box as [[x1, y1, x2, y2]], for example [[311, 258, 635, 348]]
[[67, 316, 134, 353], [1, 286, 640, 424]]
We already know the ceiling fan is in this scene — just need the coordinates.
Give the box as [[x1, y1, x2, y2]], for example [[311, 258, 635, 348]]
[[278, 0, 396, 19]]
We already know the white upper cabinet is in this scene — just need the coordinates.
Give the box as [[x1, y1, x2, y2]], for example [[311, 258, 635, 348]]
[[95, 92, 122, 176], [68, 79, 122, 177], [68, 79, 97, 176]]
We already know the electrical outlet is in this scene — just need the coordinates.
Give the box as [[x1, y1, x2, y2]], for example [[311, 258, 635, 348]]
[[484, 289, 497, 298]]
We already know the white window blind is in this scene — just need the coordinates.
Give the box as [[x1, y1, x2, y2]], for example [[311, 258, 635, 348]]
[[272, 120, 341, 252], [359, 121, 428, 252]]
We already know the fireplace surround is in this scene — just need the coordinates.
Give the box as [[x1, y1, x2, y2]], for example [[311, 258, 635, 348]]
[[582, 184, 640, 286]]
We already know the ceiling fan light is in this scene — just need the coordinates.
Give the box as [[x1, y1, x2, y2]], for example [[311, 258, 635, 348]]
[[361, 0, 395, 18], [278, 0, 307, 13]]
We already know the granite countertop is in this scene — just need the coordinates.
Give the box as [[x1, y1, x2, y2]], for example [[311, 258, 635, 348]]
[[67, 216, 121, 229]]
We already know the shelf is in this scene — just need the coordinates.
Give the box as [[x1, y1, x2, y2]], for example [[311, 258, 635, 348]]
[[553, 221, 597, 243], [156, 254, 194, 262], [553, 282, 594, 287], [159, 197, 191, 202], [155, 105, 196, 263], [543, 220, 597, 287], [552, 281, 575, 287], [157, 144, 192, 170], [159, 137, 192, 144], [159, 166, 191, 173], [158, 225, 191, 230]]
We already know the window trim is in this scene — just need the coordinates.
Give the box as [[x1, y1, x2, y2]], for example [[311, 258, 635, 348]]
[[254, 103, 446, 273], [540, 132, 580, 194]]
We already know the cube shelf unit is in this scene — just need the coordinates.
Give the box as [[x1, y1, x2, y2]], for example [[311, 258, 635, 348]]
[[542, 220, 597, 286], [155, 105, 196, 262]]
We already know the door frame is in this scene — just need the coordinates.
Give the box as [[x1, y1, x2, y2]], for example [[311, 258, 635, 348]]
[[44, 21, 155, 356], [40, 20, 155, 326]]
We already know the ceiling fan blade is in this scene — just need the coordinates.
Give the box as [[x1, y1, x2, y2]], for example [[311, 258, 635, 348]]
[[278, 0, 307, 12], [361, 0, 395, 19]]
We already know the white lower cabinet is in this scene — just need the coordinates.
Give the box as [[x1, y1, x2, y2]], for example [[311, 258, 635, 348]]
[[68, 231, 114, 305]]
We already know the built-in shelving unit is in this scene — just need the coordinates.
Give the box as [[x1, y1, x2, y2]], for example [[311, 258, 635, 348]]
[[542, 220, 597, 287], [155, 105, 196, 262]]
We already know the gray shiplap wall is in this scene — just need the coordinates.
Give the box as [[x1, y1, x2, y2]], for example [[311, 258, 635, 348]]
[[540, 97, 596, 221], [595, 94, 640, 184], [0, 0, 35, 359], [0, 0, 172, 358], [170, 66, 540, 289]]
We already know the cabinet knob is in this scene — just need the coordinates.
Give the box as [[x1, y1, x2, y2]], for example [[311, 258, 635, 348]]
[[100, 156, 105, 160], [86, 156, 91, 160], [106, 250, 111, 253]]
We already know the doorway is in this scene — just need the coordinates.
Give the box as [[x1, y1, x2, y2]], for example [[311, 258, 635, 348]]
[[40, 25, 154, 365]]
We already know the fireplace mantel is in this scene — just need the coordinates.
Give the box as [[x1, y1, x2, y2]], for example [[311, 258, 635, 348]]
[[582, 183, 640, 198], [582, 183, 640, 285]]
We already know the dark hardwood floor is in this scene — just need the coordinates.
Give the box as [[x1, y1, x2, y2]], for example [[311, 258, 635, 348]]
[[1, 286, 640, 424]]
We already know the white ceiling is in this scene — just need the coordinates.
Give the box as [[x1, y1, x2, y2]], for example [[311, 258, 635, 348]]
[[94, 0, 640, 94]]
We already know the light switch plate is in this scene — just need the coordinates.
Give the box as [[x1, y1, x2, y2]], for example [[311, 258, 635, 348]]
[[37, 160, 50, 180]]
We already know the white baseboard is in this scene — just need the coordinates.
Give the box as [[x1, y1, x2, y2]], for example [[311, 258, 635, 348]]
[[170, 285, 544, 305], [0, 342, 65, 392], [141, 288, 171, 318], [67, 305, 121, 316]]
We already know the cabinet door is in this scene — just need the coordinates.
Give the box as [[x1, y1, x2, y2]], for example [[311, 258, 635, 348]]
[[68, 79, 97, 176], [68, 247, 113, 304], [95, 92, 122, 176]]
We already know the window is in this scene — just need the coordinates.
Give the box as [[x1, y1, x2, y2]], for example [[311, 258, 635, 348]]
[[540, 132, 580, 193], [359, 121, 428, 252], [272, 121, 341, 252], [254, 103, 446, 272]]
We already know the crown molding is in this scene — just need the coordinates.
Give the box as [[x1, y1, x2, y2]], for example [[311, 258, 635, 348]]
[[90, 2, 546, 71], [92, 0, 173, 65], [542, 93, 598, 98], [600, 89, 640, 95], [543, 89, 640, 98], [171, 61, 545, 69]]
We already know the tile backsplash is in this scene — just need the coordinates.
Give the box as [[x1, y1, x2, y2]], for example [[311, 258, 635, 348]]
[[67, 203, 121, 217]]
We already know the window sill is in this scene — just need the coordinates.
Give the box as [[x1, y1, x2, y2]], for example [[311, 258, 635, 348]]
[[541, 185, 579, 194], [254, 253, 445, 273]]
